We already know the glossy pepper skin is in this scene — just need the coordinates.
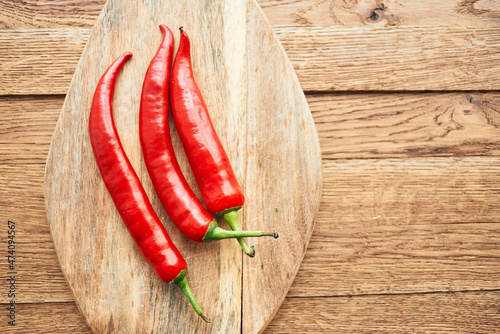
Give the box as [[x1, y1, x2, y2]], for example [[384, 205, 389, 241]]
[[170, 28, 244, 215], [140, 25, 276, 248], [88, 52, 209, 322], [170, 28, 277, 256], [140, 25, 213, 242]]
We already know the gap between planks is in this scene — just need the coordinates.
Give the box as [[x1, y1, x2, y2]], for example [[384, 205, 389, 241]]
[[2, 92, 500, 164]]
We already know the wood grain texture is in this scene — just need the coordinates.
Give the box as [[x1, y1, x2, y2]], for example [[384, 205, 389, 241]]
[[276, 25, 500, 92], [259, 0, 500, 28], [0, 164, 73, 303], [2, 0, 500, 29], [292, 222, 500, 297], [266, 291, 500, 333], [242, 2, 321, 332], [0, 302, 91, 333], [3, 25, 500, 94], [43, 0, 321, 333], [312, 92, 500, 159], [0, 28, 90, 95], [2, 291, 499, 333], [4, 92, 500, 164], [4, 157, 500, 303], [0, 0, 104, 29], [317, 157, 500, 227], [2, 0, 500, 332], [2, 0, 500, 94], [0, 96, 62, 163]]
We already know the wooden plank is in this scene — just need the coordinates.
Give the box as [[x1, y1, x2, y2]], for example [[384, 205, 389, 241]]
[[2, 0, 500, 30], [265, 291, 500, 333], [259, 0, 500, 28], [291, 222, 500, 297], [0, 28, 89, 95], [311, 92, 500, 159], [317, 158, 500, 227], [0, 164, 74, 303], [275, 25, 500, 92], [1, 291, 498, 333], [3, 157, 500, 302], [2, 25, 500, 94], [3, 92, 500, 164], [0, 96, 62, 163], [0, 302, 90, 333], [0, 0, 104, 29]]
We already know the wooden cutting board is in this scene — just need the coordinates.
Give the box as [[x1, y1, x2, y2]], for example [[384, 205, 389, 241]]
[[44, 0, 322, 333]]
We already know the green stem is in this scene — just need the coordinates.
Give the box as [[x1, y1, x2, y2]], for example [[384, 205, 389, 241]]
[[204, 211, 279, 257], [174, 270, 210, 323], [225, 210, 261, 258], [203, 220, 278, 242], [208, 227, 277, 239]]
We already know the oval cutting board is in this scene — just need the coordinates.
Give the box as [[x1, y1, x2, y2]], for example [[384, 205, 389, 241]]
[[44, 0, 322, 333]]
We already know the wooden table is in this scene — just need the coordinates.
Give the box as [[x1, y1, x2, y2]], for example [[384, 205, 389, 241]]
[[1, 1, 499, 332]]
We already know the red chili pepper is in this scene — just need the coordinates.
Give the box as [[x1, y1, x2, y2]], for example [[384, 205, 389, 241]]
[[140, 25, 276, 252], [89, 52, 209, 322], [170, 28, 278, 257]]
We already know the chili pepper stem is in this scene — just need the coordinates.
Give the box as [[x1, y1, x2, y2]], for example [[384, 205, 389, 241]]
[[223, 211, 254, 257], [174, 270, 211, 323], [209, 227, 277, 239], [223, 210, 276, 257], [203, 220, 278, 244]]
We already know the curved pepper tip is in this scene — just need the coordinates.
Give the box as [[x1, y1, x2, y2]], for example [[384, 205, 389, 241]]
[[159, 24, 173, 36]]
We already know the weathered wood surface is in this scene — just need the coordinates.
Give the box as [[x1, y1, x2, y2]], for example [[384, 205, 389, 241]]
[[2, 291, 499, 334], [277, 25, 500, 91], [43, 0, 321, 333], [3, 92, 500, 164], [0, 302, 91, 334], [3, 25, 500, 94], [3, 157, 500, 303], [259, 0, 500, 28], [1, 0, 500, 333], [3, 0, 500, 94], [2, 0, 500, 29], [266, 291, 500, 333]]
